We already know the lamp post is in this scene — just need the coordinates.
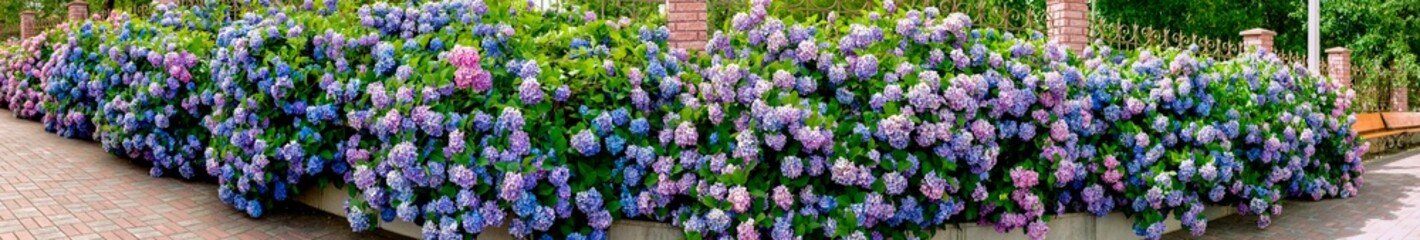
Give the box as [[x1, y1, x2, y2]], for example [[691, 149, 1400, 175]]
[[1308, 0, 1320, 75]]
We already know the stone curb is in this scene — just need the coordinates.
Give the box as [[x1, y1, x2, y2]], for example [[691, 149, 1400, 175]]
[[297, 185, 1234, 240]]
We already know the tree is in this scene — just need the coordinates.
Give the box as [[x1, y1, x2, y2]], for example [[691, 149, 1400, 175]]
[[1305, 0, 1420, 108]]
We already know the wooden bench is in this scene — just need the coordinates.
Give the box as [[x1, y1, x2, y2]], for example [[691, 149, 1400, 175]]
[[1355, 113, 1388, 138], [1356, 112, 1420, 140]]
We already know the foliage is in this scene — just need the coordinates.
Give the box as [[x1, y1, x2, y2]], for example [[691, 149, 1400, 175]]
[[39, 17, 111, 140], [1306, 0, 1420, 107], [94, 3, 229, 179], [202, 0, 367, 220], [1, 0, 64, 26], [1, 27, 58, 119]]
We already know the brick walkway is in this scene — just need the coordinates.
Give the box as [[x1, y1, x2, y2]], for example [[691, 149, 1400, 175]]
[[0, 110, 401, 240], [1166, 150, 1420, 240]]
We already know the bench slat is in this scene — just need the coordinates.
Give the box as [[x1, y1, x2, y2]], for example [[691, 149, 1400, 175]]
[[1361, 129, 1409, 139], [1355, 113, 1386, 133], [1381, 112, 1420, 129]]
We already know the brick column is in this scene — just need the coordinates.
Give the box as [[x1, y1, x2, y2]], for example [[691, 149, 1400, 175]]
[[68, 1, 89, 22], [667, 0, 707, 51], [1393, 87, 1408, 112], [1325, 47, 1351, 87], [1240, 28, 1276, 53], [20, 11, 37, 39], [1046, 0, 1088, 56]]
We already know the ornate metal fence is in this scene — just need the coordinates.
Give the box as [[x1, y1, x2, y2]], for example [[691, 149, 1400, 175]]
[[105, 0, 280, 20], [575, 0, 1043, 34], [1089, 18, 1336, 85], [0, 23, 19, 40], [1351, 68, 1391, 112], [31, 18, 63, 37], [710, 0, 1043, 33], [584, 0, 664, 20], [1352, 62, 1412, 112], [0, 16, 64, 41], [1090, 18, 1249, 59]]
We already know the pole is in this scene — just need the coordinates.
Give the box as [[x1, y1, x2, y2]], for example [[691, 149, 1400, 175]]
[[1308, 0, 1320, 75]]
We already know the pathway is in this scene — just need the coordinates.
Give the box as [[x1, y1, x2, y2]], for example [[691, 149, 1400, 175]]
[[1165, 148, 1420, 239], [0, 109, 401, 240]]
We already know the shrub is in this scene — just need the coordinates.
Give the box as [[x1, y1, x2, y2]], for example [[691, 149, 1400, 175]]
[[0, 0, 1368, 240], [204, 1, 365, 218], [95, 4, 225, 179], [334, 1, 681, 238], [40, 19, 114, 139], [2, 31, 57, 119]]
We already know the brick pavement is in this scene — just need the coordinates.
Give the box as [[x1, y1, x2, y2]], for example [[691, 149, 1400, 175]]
[[1165, 150, 1420, 240], [0, 109, 403, 240]]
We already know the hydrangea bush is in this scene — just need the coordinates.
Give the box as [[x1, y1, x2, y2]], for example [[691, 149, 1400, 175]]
[[0, 44, 19, 112], [40, 19, 116, 140], [0, 0, 1369, 240], [204, 1, 361, 218], [2, 32, 58, 120], [335, 1, 684, 238], [96, 4, 225, 179]]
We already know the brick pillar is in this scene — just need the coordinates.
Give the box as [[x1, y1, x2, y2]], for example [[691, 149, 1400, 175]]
[[1240, 28, 1276, 53], [1046, 0, 1088, 56], [1393, 87, 1408, 112], [68, 1, 89, 22], [1325, 47, 1352, 87], [20, 11, 36, 39], [667, 0, 707, 51]]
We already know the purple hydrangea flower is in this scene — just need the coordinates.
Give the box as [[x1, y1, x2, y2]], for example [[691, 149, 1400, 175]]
[[1011, 167, 1039, 189], [571, 129, 600, 156], [727, 186, 752, 213], [518, 78, 543, 104]]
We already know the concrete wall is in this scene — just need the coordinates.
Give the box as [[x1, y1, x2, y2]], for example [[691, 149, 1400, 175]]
[[298, 185, 1234, 240]]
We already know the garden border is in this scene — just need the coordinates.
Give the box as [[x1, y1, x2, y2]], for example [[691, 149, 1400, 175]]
[[3, 1, 1361, 239], [297, 185, 1234, 239]]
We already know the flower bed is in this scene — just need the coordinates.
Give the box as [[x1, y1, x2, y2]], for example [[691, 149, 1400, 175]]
[[40, 19, 114, 140], [2, 32, 57, 120], [204, 1, 368, 219], [0, 0, 1368, 240], [95, 4, 227, 179]]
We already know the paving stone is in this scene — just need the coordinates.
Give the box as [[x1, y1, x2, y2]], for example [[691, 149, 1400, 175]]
[[0, 110, 404, 240]]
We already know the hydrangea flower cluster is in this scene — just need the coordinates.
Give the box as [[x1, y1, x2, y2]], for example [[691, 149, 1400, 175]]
[[2, 30, 56, 120], [674, 1, 1366, 239], [93, 6, 218, 180], [41, 20, 112, 140], [337, 1, 655, 238], [204, 1, 363, 218], [0, 0, 1369, 240]]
